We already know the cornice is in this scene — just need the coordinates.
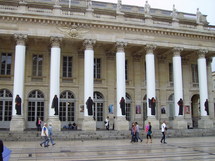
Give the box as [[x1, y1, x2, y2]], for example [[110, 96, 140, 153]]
[[0, 15, 215, 41]]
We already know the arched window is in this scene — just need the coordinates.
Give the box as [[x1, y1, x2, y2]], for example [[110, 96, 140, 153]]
[[27, 90, 45, 128], [0, 89, 13, 128], [126, 93, 132, 121], [59, 91, 75, 126]]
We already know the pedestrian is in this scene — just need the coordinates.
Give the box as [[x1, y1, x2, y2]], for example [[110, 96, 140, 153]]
[[0, 139, 3, 161], [105, 116, 109, 130], [47, 123, 56, 146], [112, 116, 115, 130], [160, 121, 167, 144], [40, 123, 49, 147], [135, 122, 142, 142], [145, 122, 152, 143], [36, 117, 42, 131], [130, 123, 136, 143]]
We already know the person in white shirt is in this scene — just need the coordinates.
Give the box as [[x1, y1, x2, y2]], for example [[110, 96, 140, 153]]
[[105, 116, 109, 130], [40, 123, 49, 147], [160, 121, 167, 144]]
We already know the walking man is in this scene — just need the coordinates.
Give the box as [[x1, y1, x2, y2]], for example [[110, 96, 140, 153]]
[[40, 123, 49, 147], [160, 121, 167, 144], [135, 122, 142, 142], [47, 123, 56, 146]]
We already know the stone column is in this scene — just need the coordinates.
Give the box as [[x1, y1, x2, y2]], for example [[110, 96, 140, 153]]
[[197, 50, 213, 128], [145, 44, 159, 129], [172, 47, 187, 129], [115, 41, 129, 131], [48, 36, 62, 131], [10, 34, 27, 131], [82, 39, 96, 131]]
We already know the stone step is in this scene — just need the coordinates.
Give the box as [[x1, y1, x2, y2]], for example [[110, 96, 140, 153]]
[[1, 128, 215, 141]]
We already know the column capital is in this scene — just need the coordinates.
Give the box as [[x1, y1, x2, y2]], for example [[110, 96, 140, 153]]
[[198, 49, 208, 58], [116, 41, 127, 52], [145, 44, 156, 54], [83, 39, 96, 50], [14, 34, 27, 45], [50, 36, 62, 48], [172, 47, 183, 56]]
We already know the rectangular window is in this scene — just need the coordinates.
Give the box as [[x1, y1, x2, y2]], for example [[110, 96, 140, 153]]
[[94, 58, 101, 79], [125, 60, 128, 81], [191, 64, 199, 83], [0, 53, 12, 75], [169, 63, 173, 82], [63, 56, 72, 78], [32, 55, 43, 77]]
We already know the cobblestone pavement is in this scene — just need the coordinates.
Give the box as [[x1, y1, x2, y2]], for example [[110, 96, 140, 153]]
[[3, 136, 215, 161]]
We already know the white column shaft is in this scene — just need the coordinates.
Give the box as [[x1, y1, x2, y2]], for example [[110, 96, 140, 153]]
[[146, 53, 156, 116], [12, 45, 26, 116], [49, 47, 61, 116], [173, 55, 183, 116], [116, 51, 126, 116], [84, 49, 94, 116], [198, 57, 208, 116]]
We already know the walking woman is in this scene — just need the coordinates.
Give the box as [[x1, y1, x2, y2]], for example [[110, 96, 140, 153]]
[[145, 122, 152, 143]]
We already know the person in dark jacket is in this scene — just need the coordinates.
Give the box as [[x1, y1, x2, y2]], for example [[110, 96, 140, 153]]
[[0, 139, 3, 161]]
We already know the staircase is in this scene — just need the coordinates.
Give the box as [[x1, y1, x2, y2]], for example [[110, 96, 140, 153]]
[[1, 128, 215, 141]]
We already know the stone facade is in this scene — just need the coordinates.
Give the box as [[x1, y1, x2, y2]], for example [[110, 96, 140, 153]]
[[0, 0, 215, 131]]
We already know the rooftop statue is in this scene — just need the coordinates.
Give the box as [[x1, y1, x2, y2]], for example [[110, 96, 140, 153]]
[[117, 0, 122, 14], [172, 4, 178, 20], [86, 0, 93, 10], [144, 1, 150, 16], [196, 8, 202, 24]]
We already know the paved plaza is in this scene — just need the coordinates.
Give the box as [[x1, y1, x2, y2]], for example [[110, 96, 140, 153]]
[[3, 136, 215, 161]]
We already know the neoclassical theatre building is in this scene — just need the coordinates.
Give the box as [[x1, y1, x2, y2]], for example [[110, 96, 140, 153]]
[[0, 0, 215, 131]]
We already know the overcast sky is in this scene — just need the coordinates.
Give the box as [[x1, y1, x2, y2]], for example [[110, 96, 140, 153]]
[[93, 0, 215, 70]]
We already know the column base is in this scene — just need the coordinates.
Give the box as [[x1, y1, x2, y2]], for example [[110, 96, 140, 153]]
[[198, 116, 214, 129], [47, 116, 61, 131], [172, 116, 187, 129], [82, 116, 96, 131], [114, 116, 129, 131], [10, 115, 25, 131], [145, 116, 159, 130]]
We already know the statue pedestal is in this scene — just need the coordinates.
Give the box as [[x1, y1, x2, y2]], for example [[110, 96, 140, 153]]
[[10, 115, 25, 131], [47, 116, 61, 131], [114, 116, 129, 131], [172, 116, 187, 129], [198, 116, 213, 128], [82, 116, 96, 131], [145, 116, 159, 129]]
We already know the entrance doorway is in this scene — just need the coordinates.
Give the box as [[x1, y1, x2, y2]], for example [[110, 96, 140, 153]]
[[93, 92, 104, 129], [27, 90, 45, 129], [191, 94, 200, 128], [0, 89, 12, 129]]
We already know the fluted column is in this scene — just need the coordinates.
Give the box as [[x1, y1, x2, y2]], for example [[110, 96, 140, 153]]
[[145, 44, 156, 116], [49, 37, 62, 117], [173, 47, 183, 116], [198, 50, 208, 117], [116, 41, 127, 116], [84, 39, 95, 117], [10, 34, 27, 131], [12, 34, 27, 116]]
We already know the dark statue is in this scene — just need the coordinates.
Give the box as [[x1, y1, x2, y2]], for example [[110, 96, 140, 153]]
[[15, 95, 22, 115], [51, 95, 59, 115], [204, 99, 209, 115], [120, 97, 126, 115], [177, 98, 183, 115], [86, 97, 94, 116], [148, 97, 156, 115]]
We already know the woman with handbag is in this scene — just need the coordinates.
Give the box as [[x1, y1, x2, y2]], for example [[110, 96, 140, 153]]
[[145, 122, 152, 143]]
